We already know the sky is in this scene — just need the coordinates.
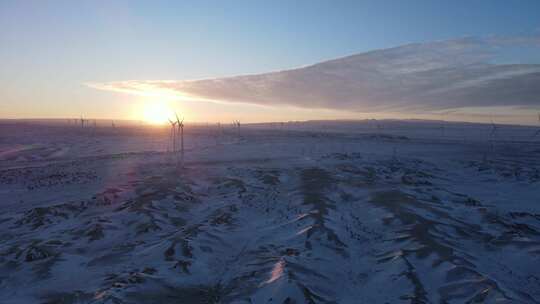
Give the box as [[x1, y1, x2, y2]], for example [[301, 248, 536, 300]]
[[1, 0, 540, 124]]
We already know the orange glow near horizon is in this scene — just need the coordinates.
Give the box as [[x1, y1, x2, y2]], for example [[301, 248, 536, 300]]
[[140, 101, 175, 125]]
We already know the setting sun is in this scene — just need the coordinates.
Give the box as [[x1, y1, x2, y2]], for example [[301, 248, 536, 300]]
[[141, 101, 173, 125]]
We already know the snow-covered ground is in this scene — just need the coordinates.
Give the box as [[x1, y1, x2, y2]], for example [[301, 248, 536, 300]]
[[0, 120, 539, 303]]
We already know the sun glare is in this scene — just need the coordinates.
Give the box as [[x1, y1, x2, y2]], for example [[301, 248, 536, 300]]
[[142, 102, 173, 125]]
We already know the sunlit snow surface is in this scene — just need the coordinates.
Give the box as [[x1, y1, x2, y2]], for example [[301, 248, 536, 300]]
[[0, 120, 539, 303]]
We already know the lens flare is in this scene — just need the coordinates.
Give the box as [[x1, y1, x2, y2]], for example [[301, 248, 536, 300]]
[[141, 102, 173, 125]]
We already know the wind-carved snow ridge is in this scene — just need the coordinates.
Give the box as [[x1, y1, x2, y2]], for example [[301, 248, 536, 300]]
[[0, 122, 540, 303], [89, 36, 540, 114]]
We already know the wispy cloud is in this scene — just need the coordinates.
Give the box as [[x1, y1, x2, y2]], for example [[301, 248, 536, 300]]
[[88, 35, 540, 113]]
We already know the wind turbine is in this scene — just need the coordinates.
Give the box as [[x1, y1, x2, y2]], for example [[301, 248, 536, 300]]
[[234, 120, 241, 136], [489, 118, 498, 138], [439, 113, 446, 138], [91, 119, 97, 136], [489, 117, 499, 152], [176, 113, 184, 165], [168, 118, 178, 157]]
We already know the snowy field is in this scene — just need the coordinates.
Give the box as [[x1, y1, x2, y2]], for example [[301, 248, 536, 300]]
[[1, 119, 539, 303]]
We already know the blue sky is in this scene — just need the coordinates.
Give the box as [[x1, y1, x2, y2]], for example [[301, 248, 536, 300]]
[[1, 0, 540, 123]]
